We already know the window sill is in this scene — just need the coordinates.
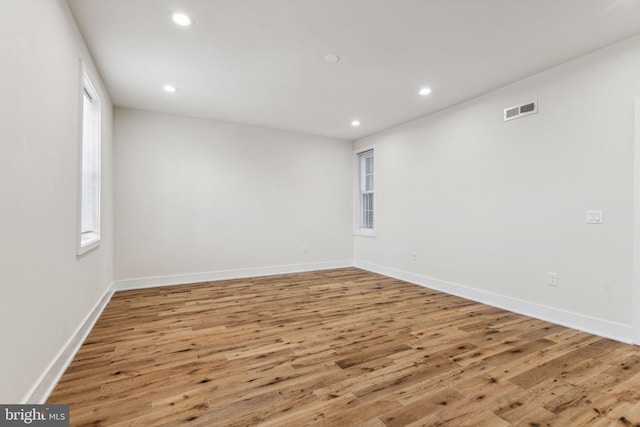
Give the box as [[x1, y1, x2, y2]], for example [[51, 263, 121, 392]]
[[78, 233, 100, 256], [354, 229, 377, 237]]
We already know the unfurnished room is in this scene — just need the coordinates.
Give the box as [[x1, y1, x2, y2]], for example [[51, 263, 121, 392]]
[[5, 1, 640, 426]]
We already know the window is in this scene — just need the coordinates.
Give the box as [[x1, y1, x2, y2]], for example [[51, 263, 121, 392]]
[[358, 149, 374, 230], [78, 68, 101, 254]]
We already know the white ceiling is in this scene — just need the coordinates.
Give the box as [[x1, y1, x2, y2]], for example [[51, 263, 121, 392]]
[[67, 0, 640, 140]]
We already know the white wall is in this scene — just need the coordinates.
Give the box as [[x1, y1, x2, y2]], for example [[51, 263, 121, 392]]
[[0, 1, 113, 402], [114, 109, 353, 282], [355, 35, 640, 336]]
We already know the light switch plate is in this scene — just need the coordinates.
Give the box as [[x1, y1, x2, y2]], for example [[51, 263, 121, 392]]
[[586, 210, 603, 224]]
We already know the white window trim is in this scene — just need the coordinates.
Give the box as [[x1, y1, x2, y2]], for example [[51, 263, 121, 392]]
[[354, 145, 376, 237], [77, 61, 102, 256]]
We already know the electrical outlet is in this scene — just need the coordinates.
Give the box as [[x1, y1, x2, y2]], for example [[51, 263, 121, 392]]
[[302, 244, 309, 253], [548, 272, 558, 286]]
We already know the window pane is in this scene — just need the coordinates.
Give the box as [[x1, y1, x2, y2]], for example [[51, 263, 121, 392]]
[[358, 149, 374, 230], [361, 193, 373, 229], [79, 70, 101, 251]]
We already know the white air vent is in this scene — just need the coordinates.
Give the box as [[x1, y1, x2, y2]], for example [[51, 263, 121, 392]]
[[504, 100, 538, 121]]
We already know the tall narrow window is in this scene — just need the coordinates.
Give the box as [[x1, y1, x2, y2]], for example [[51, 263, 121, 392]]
[[79, 69, 101, 253], [358, 149, 374, 230]]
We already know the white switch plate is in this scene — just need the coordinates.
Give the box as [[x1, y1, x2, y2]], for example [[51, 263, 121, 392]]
[[548, 272, 558, 286], [586, 210, 603, 224]]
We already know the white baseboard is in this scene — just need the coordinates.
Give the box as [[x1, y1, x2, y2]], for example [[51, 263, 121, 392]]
[[24, 282, 115, 404], [114, 260, 355, 291], [355, 260, 634, 344], [24, 258, 633, 405]]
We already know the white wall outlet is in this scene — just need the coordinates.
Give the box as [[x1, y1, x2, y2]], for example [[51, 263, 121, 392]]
[[302, 244, 309, 252], [548, 272, 558, 286], [586, 209, 603, 224], [412, 251, 417, 261]]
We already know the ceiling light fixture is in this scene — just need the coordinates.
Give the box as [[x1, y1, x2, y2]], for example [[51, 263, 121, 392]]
[[171, 12, 192, 27], [419, 87, 432, 96], [351, 120, 360, 127], [324, 54, 340, 64], [163, 85, 178, 93]]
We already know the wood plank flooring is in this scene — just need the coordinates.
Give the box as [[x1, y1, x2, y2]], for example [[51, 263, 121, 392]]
[[48, 268, 640, 426]]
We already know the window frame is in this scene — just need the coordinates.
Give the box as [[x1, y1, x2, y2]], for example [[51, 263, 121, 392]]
[[77, 63, 102, 255], [354, 146, 376, 236]]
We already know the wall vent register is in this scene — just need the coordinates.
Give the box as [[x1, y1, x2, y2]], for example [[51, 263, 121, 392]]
[[504, 100, 538, 121]]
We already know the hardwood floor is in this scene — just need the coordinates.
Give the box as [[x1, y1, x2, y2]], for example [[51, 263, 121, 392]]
[[48, 268, 640, 426]]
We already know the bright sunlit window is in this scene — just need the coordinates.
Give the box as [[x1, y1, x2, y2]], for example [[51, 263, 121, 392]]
[[78, 67, 101, 254]]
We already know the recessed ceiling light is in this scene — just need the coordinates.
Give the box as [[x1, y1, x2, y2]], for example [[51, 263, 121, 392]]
[[351, 120, 360, 127], [163, 85, 178, 93], [324, 54, 340, 64], [171, 12, 192, 27], [419, 87, 432, 96]]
